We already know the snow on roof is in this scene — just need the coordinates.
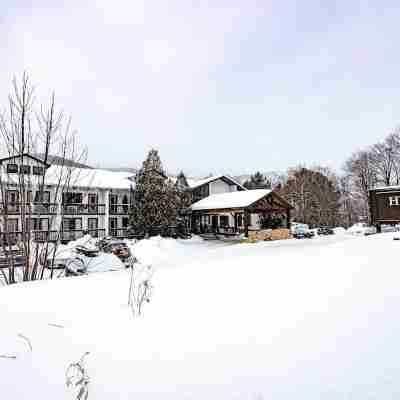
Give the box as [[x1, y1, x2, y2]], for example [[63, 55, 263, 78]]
[[187, 174, 245, 190], [191, 189, 272, 211], [44, 166, 134, 190]]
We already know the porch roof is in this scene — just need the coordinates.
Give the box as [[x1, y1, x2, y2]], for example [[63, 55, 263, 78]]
[[191, 189, 272, 211]]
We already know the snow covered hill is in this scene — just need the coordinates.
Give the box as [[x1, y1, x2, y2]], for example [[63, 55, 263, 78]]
[[1, 233, 399, 399]]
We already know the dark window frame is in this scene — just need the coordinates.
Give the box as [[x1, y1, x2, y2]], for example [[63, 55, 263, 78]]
[[62, 217, 83, 231], [88, 217, 98, 231], [20, 165, 31, 174], [32, 166, 45, 176], [6, 163, 18, 173]]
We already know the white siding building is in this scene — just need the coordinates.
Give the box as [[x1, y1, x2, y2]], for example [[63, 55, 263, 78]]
[[0, 154, 133, 242]]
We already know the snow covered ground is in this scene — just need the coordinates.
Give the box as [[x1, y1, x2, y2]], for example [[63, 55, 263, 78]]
[[1, 233, 400, 399]]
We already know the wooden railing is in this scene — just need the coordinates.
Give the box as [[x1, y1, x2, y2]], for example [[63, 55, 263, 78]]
[[0, 229, 106, 244], [62, 203, 106, 215], [196, 225, 241, 236], [109, 228, 129, 238], [1, 203, 58, 215], [60, 229, 106, 242], [109, 204, 131, 215]]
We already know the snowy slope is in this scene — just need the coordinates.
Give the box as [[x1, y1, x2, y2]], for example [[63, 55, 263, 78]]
[[1, 234, 400, 399]]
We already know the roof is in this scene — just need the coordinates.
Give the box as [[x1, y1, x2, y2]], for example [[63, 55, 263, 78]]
[[45, 166, 134, 190], [0, 153, 51, 168], [0, 165, 134, 190], [191, 189, 272, 211], [187, 174, 246, 190]]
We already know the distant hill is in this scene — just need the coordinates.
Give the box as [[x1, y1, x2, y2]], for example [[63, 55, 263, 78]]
[[233, 171, 284, 188], [100, 167, 138, 174]]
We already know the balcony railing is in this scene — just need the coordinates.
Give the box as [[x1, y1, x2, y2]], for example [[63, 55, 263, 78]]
[[60, 229, 106, 242], [62, 203, 106, 215], [109, 204, 131, 215], [109, 228, 129, 238], [0, 229, 106, 244], [1, 203, 58, 215]]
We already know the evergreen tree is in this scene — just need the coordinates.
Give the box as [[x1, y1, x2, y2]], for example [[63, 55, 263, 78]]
[[175, 171, 192, 214], [130, 149, 178, 234], [243, 171, 271, 190]]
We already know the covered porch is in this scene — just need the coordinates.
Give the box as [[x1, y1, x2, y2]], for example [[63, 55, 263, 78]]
[[190, 189, 292, 238]]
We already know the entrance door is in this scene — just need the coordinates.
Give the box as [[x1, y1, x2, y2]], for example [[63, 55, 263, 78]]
[[211, 215, 218, 232], [109, 194, 118, 214], [88, 193, 98, 213], [7, 191, 19, 213], [109, 217, 118, 237], [88, 218, 98, 237], [122, 195, 128, 214]]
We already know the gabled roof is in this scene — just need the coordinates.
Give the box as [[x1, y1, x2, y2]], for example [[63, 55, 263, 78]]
[[188, 174, 246, 190], [0, 153, 51, 168], [191, 189, 272, 211]]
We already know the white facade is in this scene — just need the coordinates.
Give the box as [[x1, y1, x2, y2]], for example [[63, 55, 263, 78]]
[[0, 154, 133, 242], [209, 179, 238, 195]]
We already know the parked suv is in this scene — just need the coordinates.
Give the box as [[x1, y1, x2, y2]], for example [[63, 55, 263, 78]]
[[291, 224, 314, 239]]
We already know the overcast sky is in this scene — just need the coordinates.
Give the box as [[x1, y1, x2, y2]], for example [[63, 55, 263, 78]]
[[2, 1, 400, 176]]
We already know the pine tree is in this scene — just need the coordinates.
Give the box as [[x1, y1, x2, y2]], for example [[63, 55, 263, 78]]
[[130, 149, 178, 234], [243, 172, 271, 190], [175, 171, 192, 214]]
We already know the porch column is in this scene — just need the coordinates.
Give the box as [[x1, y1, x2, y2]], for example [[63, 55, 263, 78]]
[[244, 209, 249, 237], [286, 209, 291, 229]]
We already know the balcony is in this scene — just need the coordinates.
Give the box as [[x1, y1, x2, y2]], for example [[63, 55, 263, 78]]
[[1, 203, 58, 215], [0, 229, 106, 244], [109, 228, 129, 238], [60, 229, 106, 242], [109, 204, 131, 215], [62, 203, 106, 215]]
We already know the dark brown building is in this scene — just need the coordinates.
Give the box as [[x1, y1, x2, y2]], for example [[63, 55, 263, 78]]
[[369, 186, 400, 231]]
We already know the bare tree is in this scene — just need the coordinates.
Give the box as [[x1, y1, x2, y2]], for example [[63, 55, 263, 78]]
[[278, 166, 340, 227], [344, 150, 377, 221], [0, 72, 87, 284], [369, 131, 400, 186]]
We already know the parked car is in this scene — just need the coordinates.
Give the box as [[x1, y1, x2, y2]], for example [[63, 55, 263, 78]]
[[291, 224, 314, 239], [317, 227, 335, 235], [347, 223, 377, 236], [98, 238, 133, 266]]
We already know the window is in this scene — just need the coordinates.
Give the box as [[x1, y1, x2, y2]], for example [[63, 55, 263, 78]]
[[220, 215, 229, 227], [63, 192, 82, 204], [7, 190, 19, 204], [62, 218, 82, 231], [389, 196, 400, 206], [88, 218, 98, 231], [236, 213, 243, 227], [6, 163, 18, 173], [20, 165, 31, 174], [122, 217, 129, 228], [34, 191, 50, 203], [32, 166, 44, 175], [6, 219, 18, 232], [26, 218, 49, 231]]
